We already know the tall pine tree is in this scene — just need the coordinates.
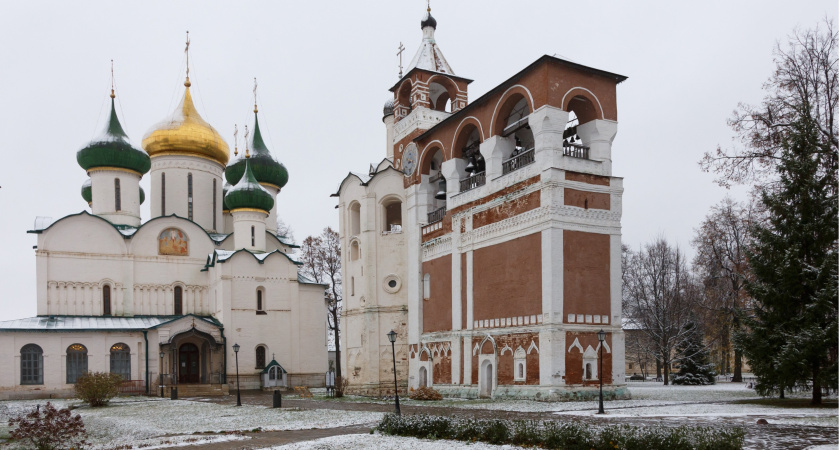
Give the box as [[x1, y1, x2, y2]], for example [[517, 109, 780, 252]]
[[735, 117, 838, 405], [673, 321, 716, 385]]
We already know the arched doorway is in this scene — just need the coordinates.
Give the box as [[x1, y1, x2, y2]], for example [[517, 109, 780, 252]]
[[479, 360, 494, 398], [178, 343, 200, 384], [419, 366, 428, 388]]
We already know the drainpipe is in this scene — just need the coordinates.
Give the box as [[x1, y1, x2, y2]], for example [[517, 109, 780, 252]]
[[220, 329, 227, 384], [143, 331, 149, 395]]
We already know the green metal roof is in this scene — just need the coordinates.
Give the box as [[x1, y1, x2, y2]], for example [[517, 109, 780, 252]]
[[81, 178, 92, 203], [77, 98, 151, 175], [224, 157, 274, 212], [225, 113, 288, 188]]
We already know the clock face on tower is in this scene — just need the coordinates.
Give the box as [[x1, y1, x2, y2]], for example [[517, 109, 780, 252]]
[[402, 143, 418, 176]]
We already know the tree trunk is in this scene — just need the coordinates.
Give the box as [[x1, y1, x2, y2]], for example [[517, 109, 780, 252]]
[[732, 349, 743, 382], [656, 359, 662, 379], [811, 369, 822, 406], [663, 361, 670, 385], [780, 388, 785, 399], [331, 309, 342, 382]]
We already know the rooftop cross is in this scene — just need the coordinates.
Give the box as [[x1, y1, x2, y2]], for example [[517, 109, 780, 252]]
[[184, 31, 191, 87], [397, 42, 405, 78], [110, 59, 115, 99], [233, 124, 239, 156], [244, 124, 250, 158], [253, 77, 258, 114]]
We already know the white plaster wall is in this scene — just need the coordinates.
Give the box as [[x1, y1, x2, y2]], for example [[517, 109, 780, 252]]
[[232, 210, 267, 252], [149, 155, 224, 232], [89, 169, 142, 227]]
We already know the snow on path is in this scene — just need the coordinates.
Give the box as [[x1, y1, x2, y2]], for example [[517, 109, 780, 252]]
[[265, 433, 523, 449], [0, 398, 383, 449]]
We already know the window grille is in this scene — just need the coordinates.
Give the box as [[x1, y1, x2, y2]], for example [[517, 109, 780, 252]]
[[66, 344, 88, 384], [21, 344, 43, 385], [110, 343, 131, 380]]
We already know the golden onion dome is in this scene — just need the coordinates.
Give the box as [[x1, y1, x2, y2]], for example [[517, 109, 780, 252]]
[[141, 85, 230, 166]]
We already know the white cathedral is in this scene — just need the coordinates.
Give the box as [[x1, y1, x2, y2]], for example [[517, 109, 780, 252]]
[[0, 63, 327, 399]]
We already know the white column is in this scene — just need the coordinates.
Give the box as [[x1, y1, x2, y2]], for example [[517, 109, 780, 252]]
[[406, 185, 423, 344], [577, 119, 618, 173], [441, 159, 467, 200], [529, 105, 569, 170], [462, 336, 472, 385], [479, 135, 514, 180]]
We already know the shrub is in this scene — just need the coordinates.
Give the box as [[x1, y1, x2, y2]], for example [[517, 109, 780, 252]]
[[376, 414, 745, 450], [408, 386, 442, 401], [74, 371, 124, 406], [8, 402, 87, 450]]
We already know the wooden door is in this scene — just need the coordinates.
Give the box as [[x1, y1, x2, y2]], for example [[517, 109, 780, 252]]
[[178, 343, 200, 383]]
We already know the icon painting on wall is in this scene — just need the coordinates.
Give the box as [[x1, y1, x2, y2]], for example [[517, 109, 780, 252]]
[[159, 228, 189, 255]]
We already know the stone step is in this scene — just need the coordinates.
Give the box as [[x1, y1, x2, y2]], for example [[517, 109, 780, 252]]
[[168, 384, 230, 397]]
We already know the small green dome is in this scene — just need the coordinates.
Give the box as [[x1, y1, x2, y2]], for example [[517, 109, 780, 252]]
[[225, 114, 288, 189], [224, 157, 274, 213], [81, 178, 92, 204], [139, 186, 145, 205], [77, 98, 151, 175]]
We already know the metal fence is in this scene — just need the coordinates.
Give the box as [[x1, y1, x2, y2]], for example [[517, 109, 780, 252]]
[[563, 143, 590, 159], [427, 206, 446, 224], [502, 148, 535, 175], [459, 171, 486, 192]]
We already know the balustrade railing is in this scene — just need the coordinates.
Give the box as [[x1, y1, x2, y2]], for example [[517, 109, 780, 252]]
[[563, 143, 590, 159], [427, 206, 446, 224], [502, 148, 535, 175], [459, 171, 486, 192]]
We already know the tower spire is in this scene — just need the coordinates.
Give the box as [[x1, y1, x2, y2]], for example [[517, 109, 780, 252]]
[[253, 77, 259, 114], [110, 59, 115, 99], [184, 31, 191, 87]]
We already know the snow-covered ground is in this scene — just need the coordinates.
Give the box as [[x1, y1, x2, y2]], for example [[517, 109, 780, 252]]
[[0, 397, 383, 449], [266, 433, 521, 449]]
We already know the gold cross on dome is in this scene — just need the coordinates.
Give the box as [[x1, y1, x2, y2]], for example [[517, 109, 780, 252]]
[[397, 42, 405, 78], [244, 124, 250, 158], [233, 124, 239, 156], [110, 60, 115, 99], [253, 77, 258, 113]]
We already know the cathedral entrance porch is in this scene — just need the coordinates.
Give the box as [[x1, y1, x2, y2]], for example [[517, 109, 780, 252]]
[[157, 316, 226, 394]]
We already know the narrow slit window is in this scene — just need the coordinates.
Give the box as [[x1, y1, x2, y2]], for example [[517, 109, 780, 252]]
[[161, 173, 166, 215], [114, 178, 121, 211], [187, 173, 193, 220], [251, 226, 255, 246], [174, 286, 183, 315], [257, 290, 263, 311], [212, 179, 217, 230], [103, 285, 111, 316]]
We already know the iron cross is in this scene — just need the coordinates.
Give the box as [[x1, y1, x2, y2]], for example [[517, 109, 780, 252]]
[[397, 42, 405, 78]]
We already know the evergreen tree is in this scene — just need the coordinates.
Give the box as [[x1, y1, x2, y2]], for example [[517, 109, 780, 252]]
[[735, 117, 838, 405], [672, 322, 716, 385]]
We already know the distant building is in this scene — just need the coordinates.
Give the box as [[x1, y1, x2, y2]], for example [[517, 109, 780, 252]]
[[335, 7, 628, 400]]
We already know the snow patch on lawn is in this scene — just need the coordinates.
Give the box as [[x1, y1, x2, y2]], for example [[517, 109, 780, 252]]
[[265, 433, 523, 449]]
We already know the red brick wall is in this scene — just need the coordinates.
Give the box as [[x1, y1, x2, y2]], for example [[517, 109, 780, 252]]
[[565, 171, 610, 186], [473, 233, 542, 321], [473, 190, 540, 228], [564, 188, 610, 210], [422, 255, 452, 333], [565, 331, 613, 385], [563, 230, 610, 320]]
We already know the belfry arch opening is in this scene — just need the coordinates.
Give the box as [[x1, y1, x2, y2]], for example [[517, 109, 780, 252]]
[[453, 125, 483, 191], [500, 97, 534, 162], [420, 147, 446, 220], [428, 77, 457, 113], [566, 94, 598, 125]]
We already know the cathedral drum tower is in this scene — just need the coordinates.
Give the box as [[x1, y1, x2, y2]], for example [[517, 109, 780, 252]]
[[337, 6, 628, 400]]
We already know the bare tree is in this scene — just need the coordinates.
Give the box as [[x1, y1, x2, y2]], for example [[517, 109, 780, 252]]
[[692, 197, 755, 382], [624, 238, 703, 385], [701, 18, 838, 191], [276, 218, 295, 244], [299, 227, 343, 391]]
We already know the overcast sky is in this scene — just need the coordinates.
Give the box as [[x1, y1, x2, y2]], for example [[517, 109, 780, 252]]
[[0, 1, 836, 321]]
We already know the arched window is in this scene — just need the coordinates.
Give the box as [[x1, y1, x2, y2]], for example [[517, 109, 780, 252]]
[[161, 172, 166, 215], [114, 178, 121, 211], [212, 179, 217, 230], [66, 344, 88, 384], [187, 173, 193, 220], [20, 344, 43, 385], [103, 285, 111, 316], [349, 202, 361, 236], [513, 347, 526, 382], [383, 198, 402, 233], [174, 286, 183, 315], [257, 289, 264, 312], [256, 346, 266, 369], [585, 362, 593, 380], [110, 343, 130, 380]]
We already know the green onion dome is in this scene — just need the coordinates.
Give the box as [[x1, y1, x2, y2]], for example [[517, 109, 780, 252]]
[[224, 113, 288, 189], [81, 178, 92, 204], [139, 186, 145, 205], [224, 156, 274, 213], [77, 97, 151, 175]]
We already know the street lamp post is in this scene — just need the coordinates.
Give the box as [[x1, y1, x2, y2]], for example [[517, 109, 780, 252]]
[[159, 351, 165, 398], [233, 343, 242, 407], [386, 330, 400, 416], [597, 329, 606, 414]]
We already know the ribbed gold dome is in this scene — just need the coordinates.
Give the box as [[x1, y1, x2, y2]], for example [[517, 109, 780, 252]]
[[142, 86, 230, 166]]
